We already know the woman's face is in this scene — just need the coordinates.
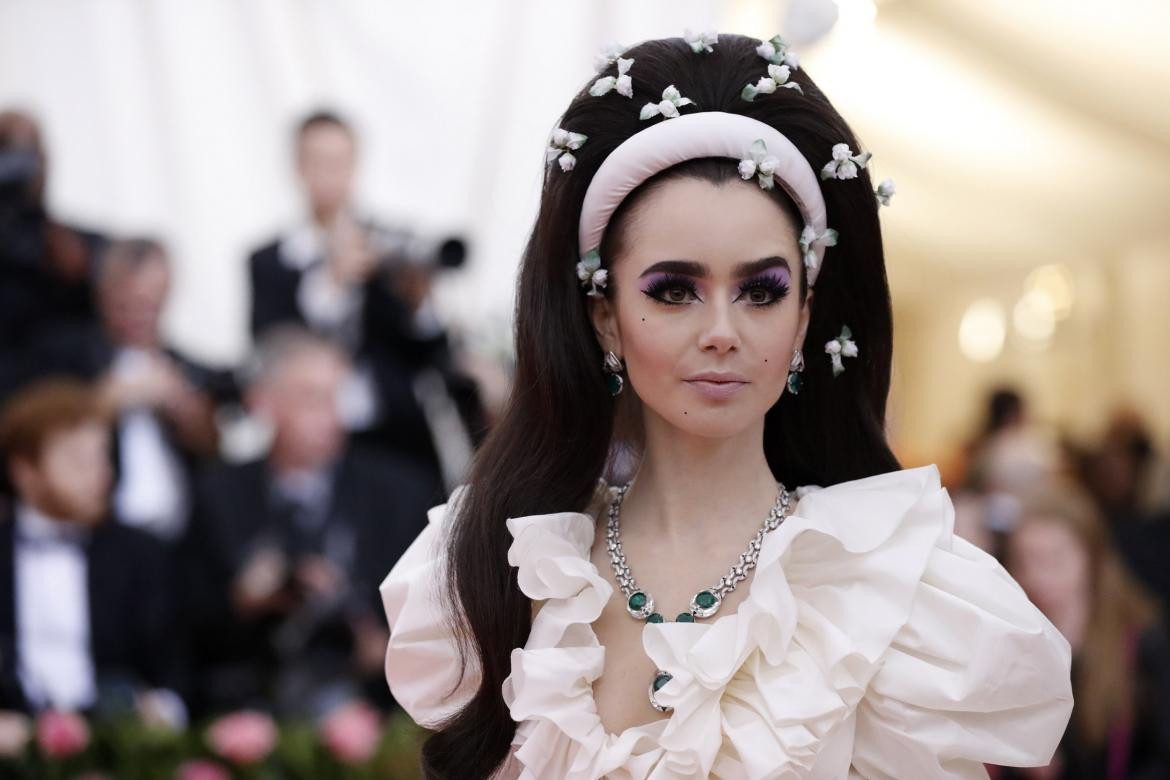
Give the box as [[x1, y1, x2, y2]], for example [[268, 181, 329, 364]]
[[1008, 518, 1090, 615], [590, 176, 811, 440]]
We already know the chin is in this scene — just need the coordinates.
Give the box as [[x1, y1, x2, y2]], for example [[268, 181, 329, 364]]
[[662, 406, 761, 440]]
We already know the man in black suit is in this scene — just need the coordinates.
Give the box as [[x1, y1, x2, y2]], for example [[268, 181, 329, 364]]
[[247, 110, 484, 495], [7, 238, 227, 544], [0, 379, 184, 724], [181, 327, 440, 720]]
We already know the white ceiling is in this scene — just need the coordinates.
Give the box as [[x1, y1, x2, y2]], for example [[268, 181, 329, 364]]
[[797, 0, 1170, 276]]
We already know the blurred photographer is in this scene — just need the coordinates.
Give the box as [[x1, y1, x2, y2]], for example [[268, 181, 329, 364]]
[[181, 327, 439, 720], [246, 110, 484, 496], [6, 238, 226, 543], [0, 110, 107, 403]]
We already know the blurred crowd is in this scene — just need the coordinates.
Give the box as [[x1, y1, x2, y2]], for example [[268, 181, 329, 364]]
[[4, 103, 1170, 780], [955, 390, 1170, 779], [0, 108, 491, 732]]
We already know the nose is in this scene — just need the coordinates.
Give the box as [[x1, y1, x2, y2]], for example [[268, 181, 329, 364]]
[[697, 297, 740, 354]]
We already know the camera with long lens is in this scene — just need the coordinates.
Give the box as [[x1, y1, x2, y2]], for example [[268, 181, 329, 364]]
[[365, 224, 468, 274]]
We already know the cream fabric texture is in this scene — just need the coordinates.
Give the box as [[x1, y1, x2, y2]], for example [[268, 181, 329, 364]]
[[381, 466, 1073, 779]]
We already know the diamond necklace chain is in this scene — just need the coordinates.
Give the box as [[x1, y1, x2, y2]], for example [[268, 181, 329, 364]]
[[605, 480, 790, 624]]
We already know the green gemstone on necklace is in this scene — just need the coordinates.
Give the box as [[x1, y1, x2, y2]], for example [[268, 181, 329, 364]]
[[628, 592, 647, 610], [647, 612, 663, 623], [675, 612, 695, 623], [652, 672, 672, 692], [695, 590, 717, 610]]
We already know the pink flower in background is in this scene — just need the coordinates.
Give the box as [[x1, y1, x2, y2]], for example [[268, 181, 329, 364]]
[[35, 710, 89, 759], [175, 759, 231, 780], [205, 711, 277, 766], [319, 701, 382, 765]]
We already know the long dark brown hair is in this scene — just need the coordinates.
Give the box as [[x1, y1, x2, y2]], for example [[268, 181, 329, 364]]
[[422, 34, 900, 777]]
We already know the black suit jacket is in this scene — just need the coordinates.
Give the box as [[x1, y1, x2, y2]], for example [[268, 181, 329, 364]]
[[248, 238, 487, 487], [0, 504, 184, 713], [179, 444, 441, 716]]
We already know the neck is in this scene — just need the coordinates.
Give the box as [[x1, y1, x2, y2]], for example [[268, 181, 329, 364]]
[[310, 203, 345, 229], [621, 411, 779, 545], [18, 497, 87, 528]]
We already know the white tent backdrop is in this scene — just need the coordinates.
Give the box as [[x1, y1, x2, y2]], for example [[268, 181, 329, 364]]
[[3, 0, 1168, 459]]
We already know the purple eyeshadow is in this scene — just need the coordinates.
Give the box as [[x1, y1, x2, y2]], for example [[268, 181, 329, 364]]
[[745, 268, 790, 288]]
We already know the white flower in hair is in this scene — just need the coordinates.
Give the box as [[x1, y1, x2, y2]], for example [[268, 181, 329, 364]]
[[639, 85, 695, 120], [821, 142, 872, 180], [824, 326, 858, 376], [799, 224, 839, 273], [594, 42, 626, 72], [576, 250, 607, 297], [741, 64, 804, 101], [684, 29, 719, 53], [590, 57, 635, 98], [756, 35, 800, 69], [547, 127, 588, 172], [875, 178, 896, 207], [738, 139, 781, 190]]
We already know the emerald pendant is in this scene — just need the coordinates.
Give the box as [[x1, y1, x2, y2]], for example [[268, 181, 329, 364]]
[[675, 612, 695, 623], [648, 670, 673, 713]]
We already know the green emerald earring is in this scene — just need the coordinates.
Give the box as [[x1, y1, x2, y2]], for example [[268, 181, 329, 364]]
[[603, 350, 625, 396], [787, 349, 805, 395]]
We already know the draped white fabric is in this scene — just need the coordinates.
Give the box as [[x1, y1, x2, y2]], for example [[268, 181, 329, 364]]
[[381, 465, 1073, 779]]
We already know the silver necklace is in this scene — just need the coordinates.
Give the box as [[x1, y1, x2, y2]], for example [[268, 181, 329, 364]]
[[604, 481, 790, 712]]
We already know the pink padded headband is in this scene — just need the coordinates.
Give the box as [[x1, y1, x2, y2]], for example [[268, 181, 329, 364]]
[[577, 111, 831, 286]]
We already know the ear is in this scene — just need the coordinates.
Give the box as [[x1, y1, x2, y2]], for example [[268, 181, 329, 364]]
[[588, 295, 623, 357], [795, 289, 814, 349], [9, 457, 38, 499]]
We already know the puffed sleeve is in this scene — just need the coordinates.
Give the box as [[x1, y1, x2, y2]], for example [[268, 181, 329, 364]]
[[380, 486, 479, 727], [849, 527, 1074, 779]]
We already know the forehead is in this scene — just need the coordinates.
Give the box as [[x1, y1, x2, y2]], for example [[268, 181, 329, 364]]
[[273, 347, 347, 386], [613, 177, 801, 273], [1014, 517, 1082, 551], [44, 420, 109, 451], [298, 123, 354, 152]]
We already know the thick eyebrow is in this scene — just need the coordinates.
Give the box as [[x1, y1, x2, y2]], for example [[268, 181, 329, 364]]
[[637, 256, 791, 279]]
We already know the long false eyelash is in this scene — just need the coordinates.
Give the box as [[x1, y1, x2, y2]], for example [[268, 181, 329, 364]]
[[642, 273, 701, 305], [641, 273, 791, 307], [737, 275, 790, 307]]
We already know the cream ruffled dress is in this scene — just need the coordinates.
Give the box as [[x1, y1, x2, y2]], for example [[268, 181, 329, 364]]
[[381, 465, 1073, 779]]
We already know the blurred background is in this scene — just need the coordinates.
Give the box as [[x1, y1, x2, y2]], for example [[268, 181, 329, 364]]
[[1, 0, 1168, 777]]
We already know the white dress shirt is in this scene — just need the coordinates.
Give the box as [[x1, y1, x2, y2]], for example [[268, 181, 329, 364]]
[[14, 503, 96, 711]]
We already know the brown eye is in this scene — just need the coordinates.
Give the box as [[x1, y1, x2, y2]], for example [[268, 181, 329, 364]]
[[748, 288, 769, 304], [666, 286, 690, 303]]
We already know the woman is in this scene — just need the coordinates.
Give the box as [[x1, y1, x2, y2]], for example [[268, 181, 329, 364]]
[[1000, 485, 1170, 780], [382, 34, 1073, 778]]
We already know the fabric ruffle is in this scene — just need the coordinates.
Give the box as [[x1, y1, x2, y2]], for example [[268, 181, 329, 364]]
[[380, 486, 479, 728], [497, 466, 1072, 779], [382, 466, 1073, 779]]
